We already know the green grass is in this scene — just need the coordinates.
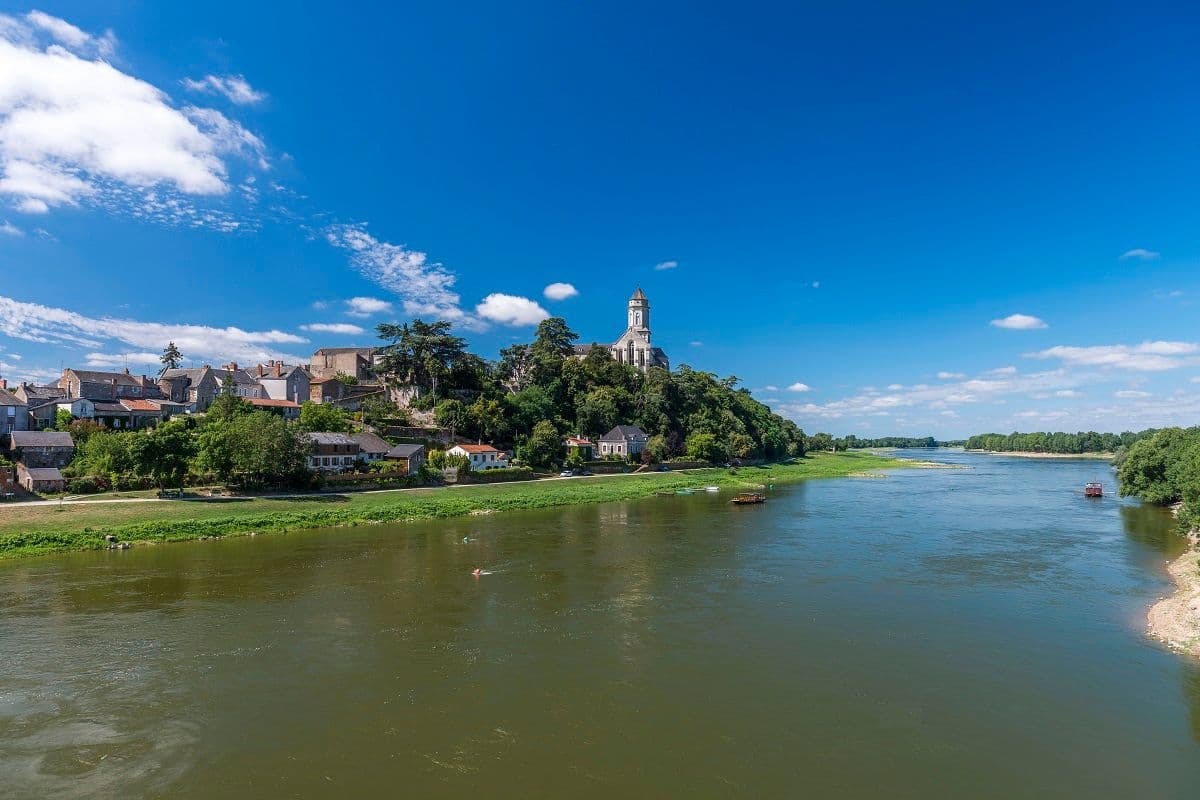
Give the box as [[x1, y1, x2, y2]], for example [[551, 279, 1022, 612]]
[[0, 452, 907, 559]]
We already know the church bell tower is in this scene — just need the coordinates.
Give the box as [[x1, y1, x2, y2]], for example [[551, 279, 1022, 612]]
[[628, 287, 649, 331]]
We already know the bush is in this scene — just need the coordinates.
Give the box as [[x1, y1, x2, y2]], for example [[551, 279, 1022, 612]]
[[458, 466, 535, 484], [66, 477, 101, 494]]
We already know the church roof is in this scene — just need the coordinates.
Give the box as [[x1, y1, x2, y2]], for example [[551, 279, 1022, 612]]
[[630, 287, 647, 301]]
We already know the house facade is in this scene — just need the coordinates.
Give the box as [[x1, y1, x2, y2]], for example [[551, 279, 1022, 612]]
[[0, 384, 29, 443], [309, 348, 378, 381], [305, 432, 361, 472], [448, 444, 510, 471], [251, 361, 311, 404], [598, 425, 649, 457], [8, 430, 75, 469], [246, 397, 301, 420], [564, 436, 595, 460], [385, 443, 426, 475], [59, 368, 161, 402], [349, 432, 391, 463]]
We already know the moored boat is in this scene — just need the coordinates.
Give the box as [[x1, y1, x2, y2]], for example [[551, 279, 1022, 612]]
[[1084, 482, 1103, 497], [705, 486, 720, 493], [731, 492, 766, 505]]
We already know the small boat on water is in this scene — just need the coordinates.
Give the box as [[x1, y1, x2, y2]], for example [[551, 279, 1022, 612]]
[[676, 488, 695, 495], [705, 486, 720, 493], [731, 492, 766, 505], [1084, 482, 1104, 498]]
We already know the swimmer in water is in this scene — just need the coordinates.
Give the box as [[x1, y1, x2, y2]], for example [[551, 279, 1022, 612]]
[[473, 568, 483, 577]]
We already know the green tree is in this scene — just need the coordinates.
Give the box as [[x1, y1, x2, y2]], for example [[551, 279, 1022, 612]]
[[468, 397, 508, 444], [206, 393, 253, 423], [521, 421, 563, 468], [160, 341, 183, 373], [376, 319, 468, 398], [497, 343, 534, 392], [299, 401, 351, 433], [434, 399, 469, 434], [685, 431, 726, 463], [130, 420, 195, 490], [54, 408, 73, 431]]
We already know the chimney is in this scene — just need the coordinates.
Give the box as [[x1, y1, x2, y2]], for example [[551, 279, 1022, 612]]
[[123, 367, 130, 375], [0, 378, 6, 390], [274, 362, 281, 378], [257, 364, 265, 378]]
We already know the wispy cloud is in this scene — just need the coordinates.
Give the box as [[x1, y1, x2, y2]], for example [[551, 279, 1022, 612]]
[[343, 296, 393, 317], [0, 294, 307, 365], [300, 322, 365, 335], [1114, 389, 1151, 398], [181, 74, 265, 105], [937, 371, 965, 379], [0, 220, 20, 236], [1119, 248, 1160, 261], [326, 224, 464, 320], [991, 313, 1047, 330], [654, 260, 678, 271], [84, 351, 161, 368], [1055, 389, 1083, 398], [787, 382, 812, 392], [1028, 341, 1199, 371], [543, 282, 578, 300], [475, 294, 549, 326]]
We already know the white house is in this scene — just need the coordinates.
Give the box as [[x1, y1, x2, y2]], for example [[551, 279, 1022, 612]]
[[448, 444, 509, 471]]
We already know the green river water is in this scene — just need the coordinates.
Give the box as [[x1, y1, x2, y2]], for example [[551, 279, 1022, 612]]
[[1, 449, 1198, 797]]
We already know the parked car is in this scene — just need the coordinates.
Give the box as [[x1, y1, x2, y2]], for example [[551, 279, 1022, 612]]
[[559, 470, 575, 477], [656, 465, 670, 472]]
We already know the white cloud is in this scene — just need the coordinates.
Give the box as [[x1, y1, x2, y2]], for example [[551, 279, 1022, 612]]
[[475, 293, 549, 326], [1114, 390, 1151, 398], [1028, 341, 1199, 371], [811, 281, 820, 289], [311, 300, 328, 310], [991, 314, 1047, 330], [181, 74, 265, 105], [761, 385, 779, 392], [543, 282, 578, 300], [654, 260, 678, 271], [787, 382, 812, 392], [300, 323, 366, 335], [343, 296, 393, 317], [937, 371, 965, 379], [0, 13, 265, 222], [0, 294, 307, 365], [987, 366, 1018, 375], [84, 351, 161, 368], [326, 224, 464, 320], [25, 11, 114, 58], [1055, 389, 1083, 398], [689, 340, 703, 347], [1120, 248, 1159, 261], [0, 220, 20, 235]]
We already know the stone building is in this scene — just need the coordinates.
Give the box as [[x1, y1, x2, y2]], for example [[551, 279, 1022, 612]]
[[573, 288, 669, 372], [309, 348, 378, 381], [598, 425, 649, 458]]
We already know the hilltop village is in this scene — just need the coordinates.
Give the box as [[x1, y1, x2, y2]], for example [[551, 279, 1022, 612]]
[[0, 289, 805, 498]]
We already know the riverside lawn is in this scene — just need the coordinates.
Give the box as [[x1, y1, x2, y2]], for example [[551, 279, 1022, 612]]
[[0, 452, 905, 559]]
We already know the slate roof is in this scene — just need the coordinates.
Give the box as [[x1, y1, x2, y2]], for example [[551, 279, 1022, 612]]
[[247, 364, 307, 380], [385, 443, 425, 458], [305, 432, 357, 446], [247, 398, 300, 408], [600, 425, 648, 442], [349, 432, 391, 454], [630, 287, 647, 300], [0, 389, 25, 406], [22, 467, 63, 481], [92, 402, 130, 413], [9, 431, 75, 449], [65, 369, 142, 386], [313, 347, 376, 356], [18, 385, 65, 402]]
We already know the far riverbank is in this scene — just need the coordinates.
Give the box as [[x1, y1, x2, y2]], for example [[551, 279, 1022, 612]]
[[0, 452, 910, 561], [965, 449, 1114, 460]]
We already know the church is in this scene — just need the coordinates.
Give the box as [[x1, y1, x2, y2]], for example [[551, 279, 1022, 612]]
[[572, 287, 670, 372]]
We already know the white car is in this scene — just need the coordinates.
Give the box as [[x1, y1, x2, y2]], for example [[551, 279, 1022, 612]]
[[559, 470, 575, 477]]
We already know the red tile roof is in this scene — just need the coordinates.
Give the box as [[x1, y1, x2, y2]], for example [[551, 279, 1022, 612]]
[[120, 399, 161, 412], [454, 444, 501, 454]]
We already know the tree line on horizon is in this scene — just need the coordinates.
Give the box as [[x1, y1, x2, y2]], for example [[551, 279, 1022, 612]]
[[964, 430, 1155, 455]]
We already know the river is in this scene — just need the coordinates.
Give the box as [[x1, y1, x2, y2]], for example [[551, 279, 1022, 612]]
[[1, 450, 1198, 797]]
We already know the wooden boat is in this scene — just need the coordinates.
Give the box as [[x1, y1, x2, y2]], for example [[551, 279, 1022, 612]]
[[1084, 482, 1103, 497], [731, 492, 766, 505]]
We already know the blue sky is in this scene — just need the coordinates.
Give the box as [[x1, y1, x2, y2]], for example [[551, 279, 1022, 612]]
[[1, 2, 1199, 438]]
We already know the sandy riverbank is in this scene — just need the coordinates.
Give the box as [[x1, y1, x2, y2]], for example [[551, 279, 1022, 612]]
[[1148, 529, 1200, 658], [965, 449, 1113, 460]]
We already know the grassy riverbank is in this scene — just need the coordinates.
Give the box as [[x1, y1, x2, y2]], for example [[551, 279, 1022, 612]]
[[0, 452, 907, 560]]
